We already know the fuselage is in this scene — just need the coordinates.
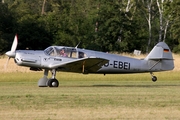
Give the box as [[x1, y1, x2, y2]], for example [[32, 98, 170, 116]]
[[14, 46, 171, 74]]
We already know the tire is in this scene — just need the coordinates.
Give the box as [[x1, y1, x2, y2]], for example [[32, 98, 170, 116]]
[[152, 76, 157, 82], [48, 79, 59, 87]]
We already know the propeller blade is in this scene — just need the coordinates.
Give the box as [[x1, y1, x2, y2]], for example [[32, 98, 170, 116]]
[[4, 34, 18, 69], [4, 57, 10, 69], [11, 34, 18, 52], [5, 34, 18, 58]]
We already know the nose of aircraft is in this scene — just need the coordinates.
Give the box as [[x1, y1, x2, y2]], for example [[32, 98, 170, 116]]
[[4, 34, 18, 69], [5, 51, 16, 58], [5, 34, 18, 58]]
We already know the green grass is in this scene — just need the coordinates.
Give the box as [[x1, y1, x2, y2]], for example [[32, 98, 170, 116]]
[[0, 71, 180, 120]]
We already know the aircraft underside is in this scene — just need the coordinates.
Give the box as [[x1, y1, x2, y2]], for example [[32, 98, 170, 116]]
[[37, 68, 159, 87]]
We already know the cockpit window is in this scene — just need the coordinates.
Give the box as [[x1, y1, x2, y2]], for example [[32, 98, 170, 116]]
[[44, 47, 55, 56], [57, 48, 69, 57], [70, 49, 77, 58], [45, 46, 87, 58], [44, 47, 69, 57], [79, 52, 84, 58]]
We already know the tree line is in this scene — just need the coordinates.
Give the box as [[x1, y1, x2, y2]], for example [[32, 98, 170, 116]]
[[0, 0, 180, 54]]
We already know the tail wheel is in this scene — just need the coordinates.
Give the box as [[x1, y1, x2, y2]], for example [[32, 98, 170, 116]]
[[48, 79, 59, 87], [152, 76, 157, 82]]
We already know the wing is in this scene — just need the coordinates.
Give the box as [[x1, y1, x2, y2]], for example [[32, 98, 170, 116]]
[[52, 58, 109, 73]]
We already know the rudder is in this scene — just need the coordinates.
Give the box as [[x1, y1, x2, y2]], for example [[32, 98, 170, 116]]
[[145, 42, 174, 71]]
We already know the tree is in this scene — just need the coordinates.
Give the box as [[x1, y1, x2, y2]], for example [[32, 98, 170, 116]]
[[52, 0, 95, 48], [8, 0, 52, 49], [94, 0, 146, 52], [165, 0, 180, 53], [0, 2, 15, 54], [156, 0, 171, 43], [136, 0, 158, 53], [94, 1, 127, 52], [0, 0, 180, 54]]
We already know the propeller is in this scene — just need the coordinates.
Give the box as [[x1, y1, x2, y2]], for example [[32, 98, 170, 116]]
[[4, 34, 18, 69]]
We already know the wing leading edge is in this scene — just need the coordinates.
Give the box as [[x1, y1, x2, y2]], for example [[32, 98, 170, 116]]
[[51, 58, 109, 73]]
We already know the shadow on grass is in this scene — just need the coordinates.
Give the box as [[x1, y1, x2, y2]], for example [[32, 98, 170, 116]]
[[60, 84, 180, 88], [93, 84, 180, 88]]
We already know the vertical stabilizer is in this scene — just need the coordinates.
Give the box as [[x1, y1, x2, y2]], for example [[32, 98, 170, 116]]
[[145, 42, 174, 71], [145, 42, 173, 60]]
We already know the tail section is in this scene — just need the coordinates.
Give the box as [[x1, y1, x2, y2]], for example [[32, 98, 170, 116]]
[[145, 42, 173, 60], [145, 42, 174, 71]]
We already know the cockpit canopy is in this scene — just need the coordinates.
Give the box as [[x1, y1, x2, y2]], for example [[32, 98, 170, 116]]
[[44, 46, 86, 58]]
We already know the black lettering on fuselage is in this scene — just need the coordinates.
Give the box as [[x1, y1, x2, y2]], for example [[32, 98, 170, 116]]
[[114, 61, 118, 68], [124, 62, 130, 70], [104, 60, 130, 70], [54, 58, 62, 61], [119, 61, 123, 69]]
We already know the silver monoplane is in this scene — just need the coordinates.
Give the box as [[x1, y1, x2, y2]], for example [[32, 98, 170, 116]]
[[5, 35, 174, 87]]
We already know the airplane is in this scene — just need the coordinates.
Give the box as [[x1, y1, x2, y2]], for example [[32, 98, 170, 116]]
[[5, 35, 174, 87]]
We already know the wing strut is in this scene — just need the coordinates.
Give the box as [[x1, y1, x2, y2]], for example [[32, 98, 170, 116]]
[[82, 61, 85, 73]]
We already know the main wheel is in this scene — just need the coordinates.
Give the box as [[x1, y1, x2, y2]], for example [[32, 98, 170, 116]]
[[48, 79, 59, 87], [152, 76, 157, 82]]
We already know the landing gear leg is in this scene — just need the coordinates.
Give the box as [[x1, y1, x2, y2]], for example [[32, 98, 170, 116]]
[[150, 72, 157, 82], [47, 69, 59, 87], [38, 69, 49, 87]]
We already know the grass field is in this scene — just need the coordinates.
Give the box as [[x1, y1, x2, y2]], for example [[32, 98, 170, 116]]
[[0, 54, 180, 120]]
